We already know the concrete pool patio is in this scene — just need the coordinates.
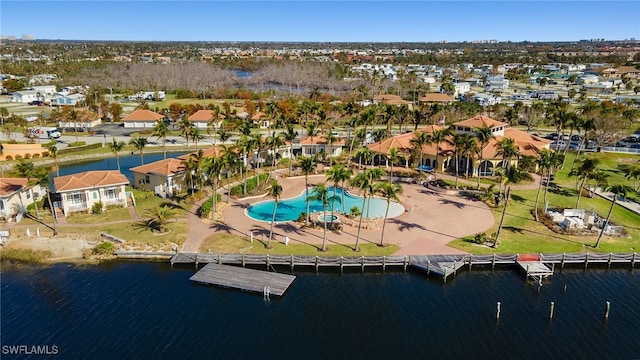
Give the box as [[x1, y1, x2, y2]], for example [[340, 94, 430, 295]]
[[184, 173, 496, 255]]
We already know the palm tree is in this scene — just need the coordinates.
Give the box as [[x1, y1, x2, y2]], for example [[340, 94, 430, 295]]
[[474, 124, 495, 188], [189, 127, 202, 149], [178, 116, 194, 147], [448, 133, 467, 188], [375, 181, 403, 246], [108, 138, 126, 171], [217, 128, 232, 145], [569, 155, 600, 209], [142, 206, 175, 233], [326, 163, 353, 214], [129, 137, 148, 165], [594, 185, 629, 248], [354, 146, 372, 169], [309, 183, 339, 252], [299, 156, 317, 225], [533, 149, 553, 221], [33, 168, 57, 235], [236, 135, 254, 196], [153, 120, 170, 160], [495, 137, 519, 171], [305, 122, 319, 157], [252, 134, 266, 187], [266, 131, 285, 173], [430, 128, 451, 180], [283, 124, 298, 175], [222, 146, 238, 203], [13, 158, 35, 180], [267, 179, 283, 249], [387, 147, 402, 182], [203, 155, 224, 219], [181, 150, 203, 196], [350, 168, 385, 252], [47, 145, 59, 177], [410, 131, 431, 174]]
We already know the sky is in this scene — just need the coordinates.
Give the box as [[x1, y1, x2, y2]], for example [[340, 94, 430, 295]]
[[1, 1, 639, 43]]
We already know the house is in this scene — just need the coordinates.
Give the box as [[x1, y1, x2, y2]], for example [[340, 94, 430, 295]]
[[11, 90, 40, 103], [188, 110, 219, 130], [53, 171, 131, 216], [0, 178, 45, 223], [298, 135, 345, 157], [50, 93, 85, 106], [251, 111, 271, 129], [28, 85, 57, 96], [0, 143, 48, 161], [130, 158, 185, 198], [453, 82, 471, 97], [373, 94, 412, 108], [485, 76, 509, 92], [122, 109, 165, 128], [57, 109, 101, 131], [471, 93, 500, 106], [418, 93, 455, 104]]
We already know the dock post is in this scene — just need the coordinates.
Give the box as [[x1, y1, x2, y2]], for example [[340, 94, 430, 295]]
[[492, 253, 496, 269], [496, 302, 501, 322], [403, 255, 408, 272], [266, 254, 270, 269], [551, 263, 555, 272], [585, 253, 589, 269], [315, 256, 319, 272], [604, 301, 611, 319], [195, 254, 199, 269], [218, 253, 221, 265], [290, 255, 294, 270], [242, 254, 245, 267], [340, 256, 344, 272], [633, 252, 637, 268], [549, 302, 555, 320], [382, 256, 386, 271], [469, 254, 473, 270], [427, 261, 431, 276], [561, 253, 566, 269], [361, 256, 365, 272], [608, 253, 612, 268]]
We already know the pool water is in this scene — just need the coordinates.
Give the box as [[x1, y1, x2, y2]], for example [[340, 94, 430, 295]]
[[246, 186, 404, 222]]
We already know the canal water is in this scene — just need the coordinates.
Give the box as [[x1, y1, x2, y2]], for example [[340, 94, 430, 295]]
[[1, 262, 639, 359]]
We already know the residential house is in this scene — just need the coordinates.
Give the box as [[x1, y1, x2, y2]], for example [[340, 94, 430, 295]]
[[616, 66, 640, 79], [471, 93, 500, 106], [0, 178, 45, 223], [418, 93, 455, 104], [53, 171, 131, 216], [453, 82, 471, 98], [57, 109, 101, 131], [251, 111, 271, 129], [122, 109, 165, 128], [188, 110, 219, 130], [372, 94, 413, 109], [485, 76, 509, 92], [28, 85, 57, 96], [298, 135, 345, 158], [50, 93, 85, 106], [11, 90, 40, 103], [130, 158, 185, 198]]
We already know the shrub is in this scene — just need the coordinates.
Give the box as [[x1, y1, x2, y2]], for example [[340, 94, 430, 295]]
[[91, 201, 103, 215], [41, 152, 49, 157], [297, 212, 307, 222], [200, 194, 222, 218], [0, 248, 52, 263], [14, 155, 22, 160], [349, 206, 361, 218], [5, 155, 13, 161], [32, 153, 40, 158], [230, 173, 269, 197], [473, 232, 488, 244], [24, 153, 32, 159], [93, 241, 115, 256]]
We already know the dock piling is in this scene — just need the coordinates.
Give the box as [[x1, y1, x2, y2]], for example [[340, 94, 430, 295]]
[[549, 302, 555, 320], [604, 301, 610, 319], [632, 252, 636, 268], [496, 302, 501, 321]]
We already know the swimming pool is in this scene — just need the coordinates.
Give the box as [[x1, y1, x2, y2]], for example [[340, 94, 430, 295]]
[[246, 186, 405, 222]]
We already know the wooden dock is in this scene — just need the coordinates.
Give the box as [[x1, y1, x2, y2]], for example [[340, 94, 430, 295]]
[[410, 255, 466, 281], [190, 263, 296, 296]]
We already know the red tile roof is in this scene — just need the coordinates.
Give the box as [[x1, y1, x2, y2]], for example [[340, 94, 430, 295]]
[[122, 110, 164, 122], [299, 136, 346, 146], [188, 110, 215, 122], [0, 178, 29, 196], [452, 115, 508, 129], [177, 146, 228, 160], [130, 159, 185, 176], [53, 171, 129, 192], [419, 93, 455, 102]]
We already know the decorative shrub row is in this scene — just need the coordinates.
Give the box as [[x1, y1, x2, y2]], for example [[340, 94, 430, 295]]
[[230, 173, 269, 197], [200, 193, 222, 218], [57, 142, 103, 154]]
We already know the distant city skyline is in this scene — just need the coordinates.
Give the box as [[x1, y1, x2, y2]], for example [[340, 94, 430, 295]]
[[1, 1, 639, 43]]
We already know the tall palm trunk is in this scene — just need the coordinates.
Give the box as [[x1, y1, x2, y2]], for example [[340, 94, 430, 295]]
[[47, 190, 58, 235], [321, 206, 328, 251], [534, 168, 544, 222], [305, 176, 310, 226], [268, 200, 278, 248], [31, 188, 40, 219], [594, 196, 616, 248], [454, 152, 460, 189], [354, 193, 367, 252], [211, 180, 218, 220], [379, 199, 390, 246], [226, 171, 231, 203]]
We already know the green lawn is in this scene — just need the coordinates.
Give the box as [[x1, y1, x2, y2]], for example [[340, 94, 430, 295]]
[[199, 233, 399, 256]]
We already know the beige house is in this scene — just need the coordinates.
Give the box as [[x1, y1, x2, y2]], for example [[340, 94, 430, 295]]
[[130, 158, 185, 198], [122, 109, 164, 129], [0, 178, 45, 223], [298, 136, 345, 157], [53, 171, 131, 216], [188, 109, 220, 130]]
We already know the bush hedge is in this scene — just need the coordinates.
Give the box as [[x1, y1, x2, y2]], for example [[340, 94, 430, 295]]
[[57, 142, 103, 154], [200, 193, 222, 218], [230, 173, 269, 197]]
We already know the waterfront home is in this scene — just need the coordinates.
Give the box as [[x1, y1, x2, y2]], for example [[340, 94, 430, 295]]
[[11, 90, 40, 103], [50, 93, 85, 106], [130, 158, 185, 198], [188, 110, 220, 130], [53, 171, 131, 216], [366, 115, 551, 175], [122, 109, 165, 129], [0, 177, 45, 223]]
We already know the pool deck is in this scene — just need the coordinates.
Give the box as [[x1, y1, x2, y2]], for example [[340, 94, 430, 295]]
[[210, 173, 495, 255]]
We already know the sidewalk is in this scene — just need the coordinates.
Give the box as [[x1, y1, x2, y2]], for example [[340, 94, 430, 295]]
[[592, 187, 640, 215]]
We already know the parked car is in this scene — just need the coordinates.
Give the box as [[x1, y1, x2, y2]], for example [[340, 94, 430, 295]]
[[571, 135, 581, 141], [28, 100, 44, 106]]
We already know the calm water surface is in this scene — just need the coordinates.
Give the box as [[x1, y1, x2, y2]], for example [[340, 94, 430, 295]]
[[1, 262, 639, 359]]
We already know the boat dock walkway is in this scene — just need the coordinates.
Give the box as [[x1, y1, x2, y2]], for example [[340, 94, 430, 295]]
[[190, 263, 296, 296], [409, 255, 466, 282]]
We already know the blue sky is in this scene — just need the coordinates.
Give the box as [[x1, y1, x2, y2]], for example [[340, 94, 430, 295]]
[[1, 1, 639, 42]]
